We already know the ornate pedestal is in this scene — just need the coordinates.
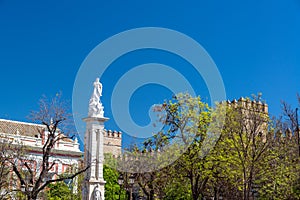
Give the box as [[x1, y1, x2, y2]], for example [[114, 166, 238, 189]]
[[82, 78, 108, 200]]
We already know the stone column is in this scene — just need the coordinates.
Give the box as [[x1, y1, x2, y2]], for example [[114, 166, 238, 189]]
[[82, 78, 108, 200]]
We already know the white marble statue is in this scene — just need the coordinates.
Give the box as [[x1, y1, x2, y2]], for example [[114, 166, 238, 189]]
[[88, 78, 104, 118], [93, 78, 102, 101], [93, 184, 102, 200]]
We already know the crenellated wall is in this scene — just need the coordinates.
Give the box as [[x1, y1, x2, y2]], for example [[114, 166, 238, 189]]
[[224, 97, 269, 143], [99, 97, 269, 158], [224, 97, 268, 114], [103, 129, 122, 157]]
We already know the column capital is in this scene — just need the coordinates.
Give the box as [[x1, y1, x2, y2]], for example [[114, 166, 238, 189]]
[[83, 116, 109, 123]]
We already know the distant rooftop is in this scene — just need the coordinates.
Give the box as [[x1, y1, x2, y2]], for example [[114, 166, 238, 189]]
[[0, 118, 44, 137], [0, 118, 73, 142]]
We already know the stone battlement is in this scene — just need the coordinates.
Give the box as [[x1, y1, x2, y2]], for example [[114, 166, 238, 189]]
[[224, 97, 268, 114], [103, 129, 122, 157], [103, 129, 122, 139]]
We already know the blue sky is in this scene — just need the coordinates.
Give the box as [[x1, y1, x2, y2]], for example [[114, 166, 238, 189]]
[[0, 1, 299, 147]]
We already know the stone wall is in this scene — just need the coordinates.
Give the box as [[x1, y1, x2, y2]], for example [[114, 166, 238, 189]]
[[103, 129, 122, 157]]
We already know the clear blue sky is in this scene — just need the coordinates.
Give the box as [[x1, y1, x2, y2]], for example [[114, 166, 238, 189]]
[[1, 1, 299, 147]]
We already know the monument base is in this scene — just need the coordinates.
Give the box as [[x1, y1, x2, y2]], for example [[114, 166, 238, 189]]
[[87, 179, 106, 200]]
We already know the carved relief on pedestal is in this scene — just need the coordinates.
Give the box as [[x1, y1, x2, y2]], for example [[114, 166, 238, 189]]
[[93, 184, 103, 200]]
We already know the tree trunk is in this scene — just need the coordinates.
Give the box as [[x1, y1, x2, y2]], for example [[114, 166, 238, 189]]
[[27, 193, 38, 200], [243, 172, 247, 200], [149, 189, 155, 200], [27, 195, 36, 200]]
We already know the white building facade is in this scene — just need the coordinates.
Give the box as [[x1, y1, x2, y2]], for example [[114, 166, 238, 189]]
[[0, 118, 83, 195]]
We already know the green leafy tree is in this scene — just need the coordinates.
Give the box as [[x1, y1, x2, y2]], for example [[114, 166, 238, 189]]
[[214, 96, 273, 200], [118, 93, 300, 200], [141, 93, 220, 200], [104, 165, 122, 200], [104, 153, 126, 200], [260, 96, 300, 199], [46, 181, 72, 200]]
